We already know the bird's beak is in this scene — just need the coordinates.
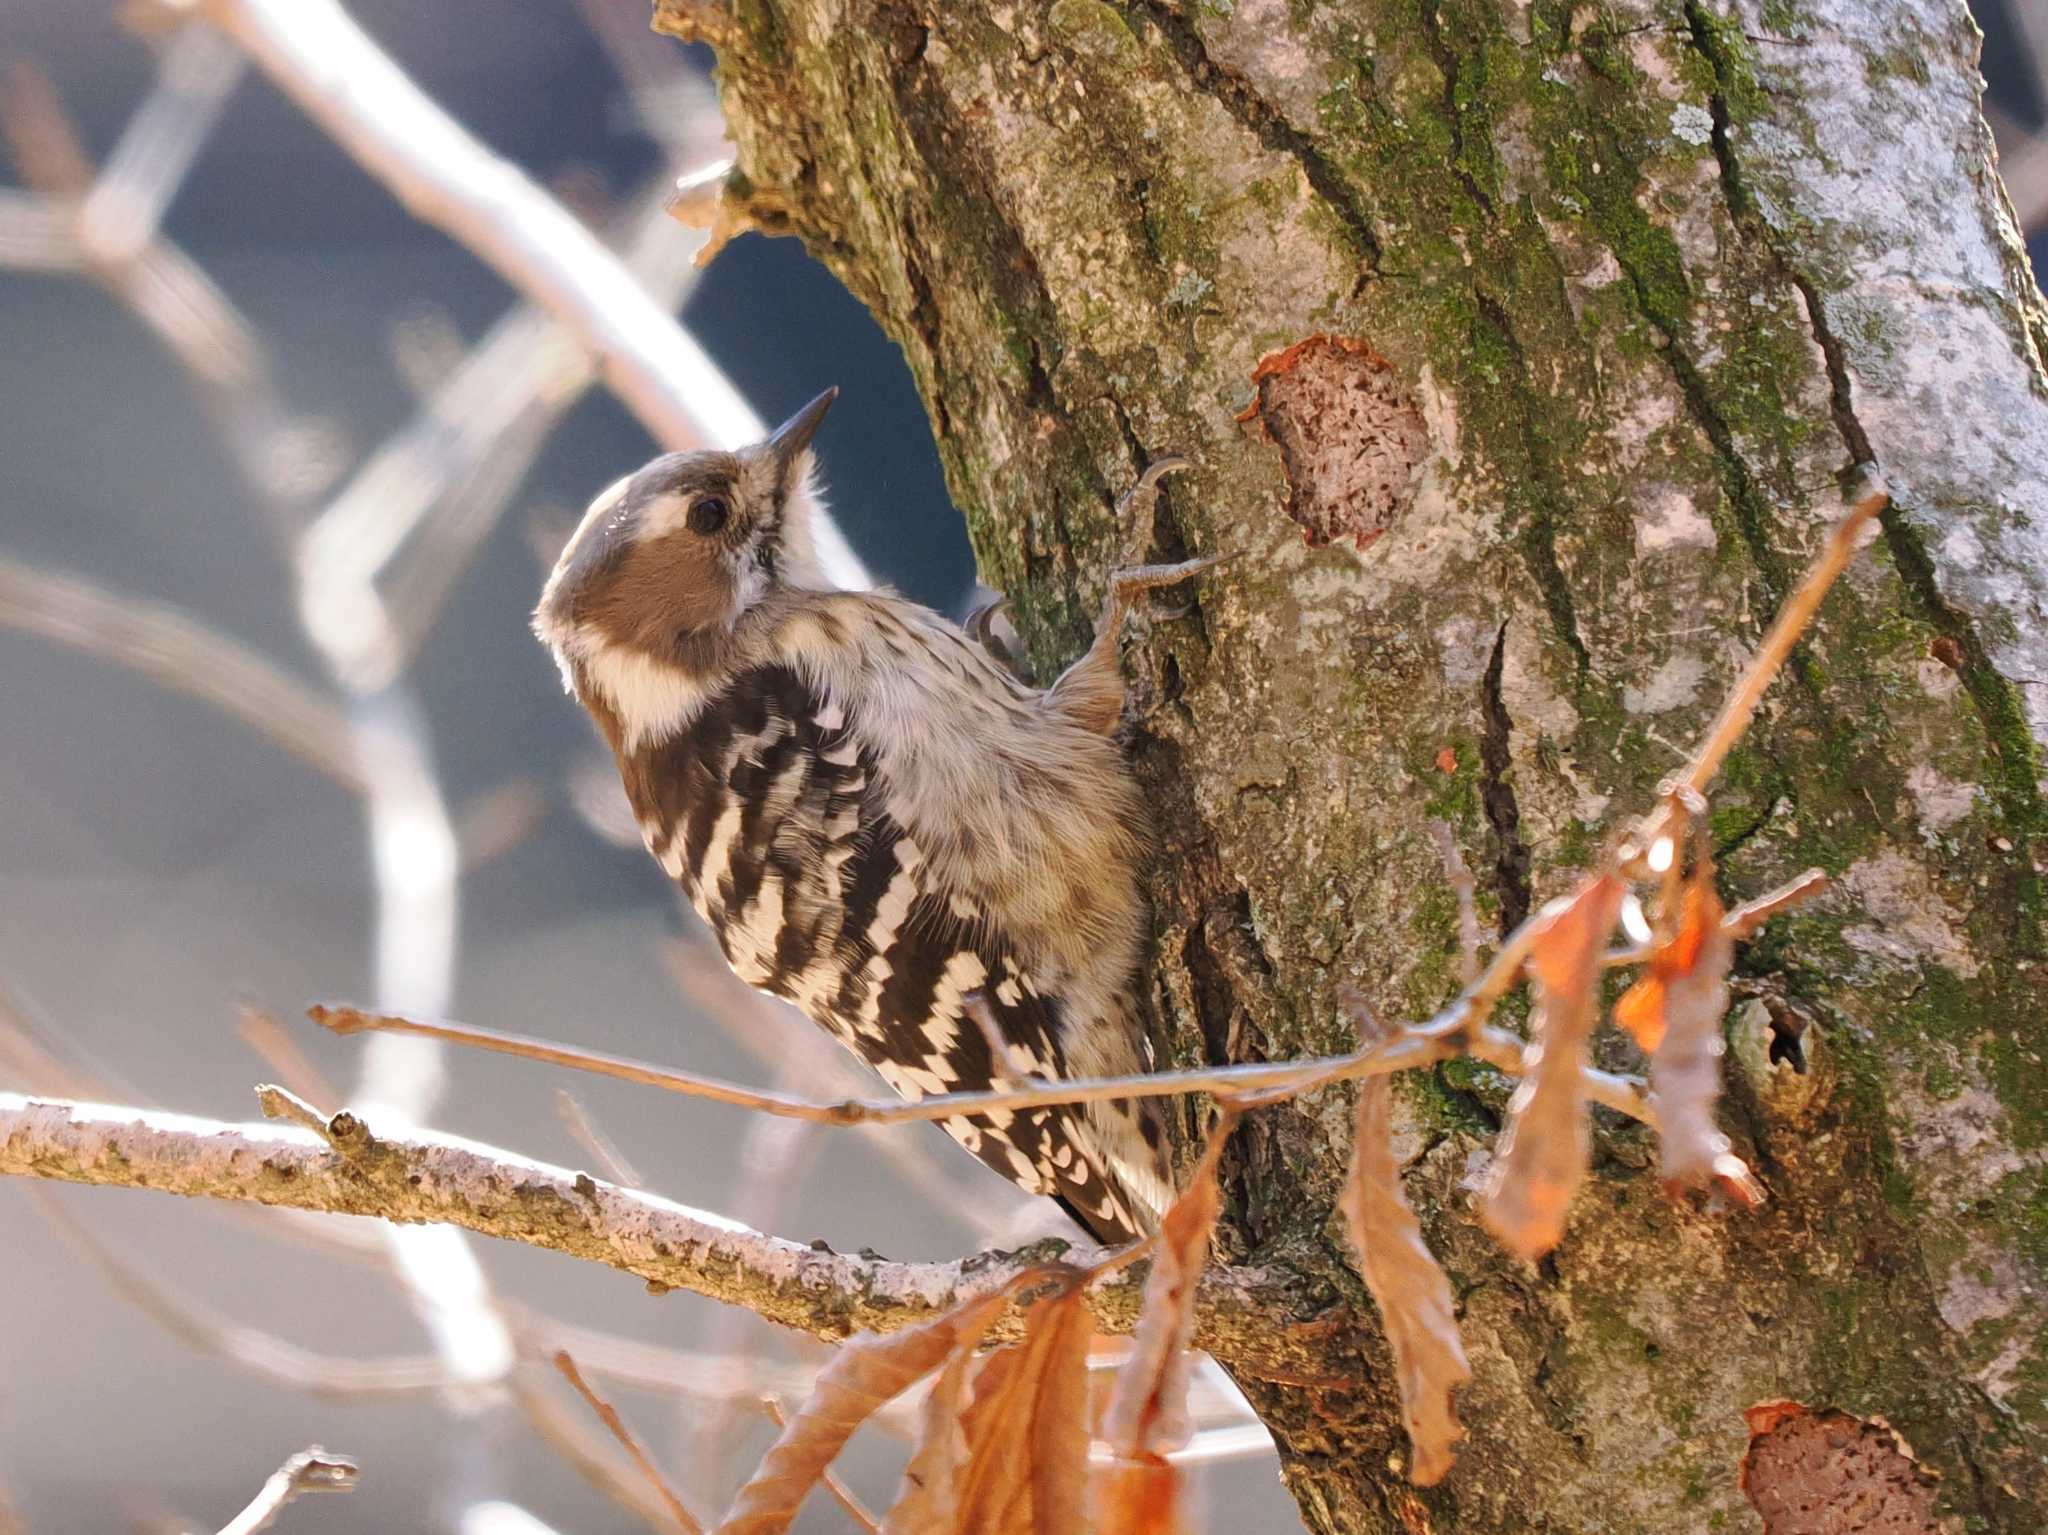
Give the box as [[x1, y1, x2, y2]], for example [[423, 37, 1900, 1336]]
[[765, 387, 838, 477]]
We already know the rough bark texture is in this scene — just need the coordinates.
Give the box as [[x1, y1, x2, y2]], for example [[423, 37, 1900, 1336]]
[[659, 0, 2048, 1527]]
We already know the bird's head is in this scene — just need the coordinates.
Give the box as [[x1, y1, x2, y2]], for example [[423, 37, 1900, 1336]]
[[533, 387, 837, 685]]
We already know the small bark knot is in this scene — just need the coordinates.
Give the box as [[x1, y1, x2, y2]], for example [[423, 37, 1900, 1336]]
[[1237, 334, 1429, 552]]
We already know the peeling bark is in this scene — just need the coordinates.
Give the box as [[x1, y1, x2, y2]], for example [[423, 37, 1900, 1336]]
[[662, 0, 2048, 1527]]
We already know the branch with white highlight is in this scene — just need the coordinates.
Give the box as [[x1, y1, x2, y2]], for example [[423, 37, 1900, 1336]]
[[0, 1093, 1304, 1371]]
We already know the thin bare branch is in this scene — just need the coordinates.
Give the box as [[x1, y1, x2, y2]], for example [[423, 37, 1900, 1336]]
[[660, 940, 1029, 1240], [1623, 479, 1888, 869], [309, 997, 1654, 1132], [0, 1094, 1294, 1363], [554, 1352, 703, 1535], [512, 1365, 691, 1533], [29, 1187, 449, 1398], [0, 188, 78, 270], [555, 1090, 644, 1188], [454, 779, 549, 872], [1429, 820, 1483, 988], [1722, 868, 1828, 940], [77, 28, 244, 265], [0, 557, 363, 791], [236, 1007, 340, 1108], [198, 0, 869, 587], [214, 1448, 357, 1535], [510, 1311, 835, 1409]]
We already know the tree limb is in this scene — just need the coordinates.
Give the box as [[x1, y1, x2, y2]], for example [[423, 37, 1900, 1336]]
[[0, 1093, 1304, 1371], [215, 1447, 357, 1535]]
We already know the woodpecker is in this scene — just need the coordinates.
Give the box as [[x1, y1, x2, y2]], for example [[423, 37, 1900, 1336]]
[[533, 389, 1220, 1242]]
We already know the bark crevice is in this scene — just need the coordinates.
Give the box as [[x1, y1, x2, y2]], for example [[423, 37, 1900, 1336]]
[[1479, 620, 1533, 937], [1135, 1, 1383, 272]]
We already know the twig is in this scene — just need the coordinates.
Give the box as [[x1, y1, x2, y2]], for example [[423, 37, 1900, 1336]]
[[198, 0, 869, 588], [1622, 479, 1888, 870], [1722, 868, 1828, 940], [0, 557, 363, 792], [1604, 871, 1824, 965], [555, 1090, 644, 1188], [660, 939, 1028, 1239], [552, 1352, 703, 1534], [510, 1366, 689, 1534], [236, 1007, 339, 1108], [1429, 819, 1483, 987], [0, 1093, 1292, 1363], [76, 28, 245, 266], [509, 1310, 834, 1408], [310, 994, 1653, 1132], [29, 1187, 449, 1398], [214, 1448, 357, 1535], [761, 1397, 881, 1534], [254, 1084, 332, 1139], [454, 778, 549, 872], [305, 1002, 1438, 1120], [0, 187, 78, 270], [1467, 1025, 1658, 1129]]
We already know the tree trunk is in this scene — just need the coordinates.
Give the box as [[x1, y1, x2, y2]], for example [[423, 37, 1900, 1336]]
[[660, 0, 2048, 1526]]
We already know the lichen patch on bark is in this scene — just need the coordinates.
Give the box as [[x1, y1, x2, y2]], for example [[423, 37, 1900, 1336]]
[[1237, 335, 1429, 552]]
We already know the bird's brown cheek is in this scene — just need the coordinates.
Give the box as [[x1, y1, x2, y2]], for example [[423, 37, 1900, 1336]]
[[592, 540, 738, 653]]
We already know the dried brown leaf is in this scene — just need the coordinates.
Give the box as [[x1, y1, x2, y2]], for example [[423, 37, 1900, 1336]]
[[1614, 874, 1717, 1054], [882, 1328, 988, 1535], [1027, 1295, 1094, 1535], [1479, 874, 1625, 1261], [1339, 1048, 1472, 1485], [946, 1289, 1093, 1535], [1648, 868, 1760, 1201], [1090, 1458, 1185, 1535], [1099, 1118, 1235, 1459], [716, 1287, 1012, 1535], [955, 1348, 1028, 1533]]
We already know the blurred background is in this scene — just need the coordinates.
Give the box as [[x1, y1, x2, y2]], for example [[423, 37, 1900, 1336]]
[[1, 2, 2043, 1530]]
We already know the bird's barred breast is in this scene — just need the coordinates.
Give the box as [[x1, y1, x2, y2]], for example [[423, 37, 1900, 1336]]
[[615, 662, 1148, 1241]]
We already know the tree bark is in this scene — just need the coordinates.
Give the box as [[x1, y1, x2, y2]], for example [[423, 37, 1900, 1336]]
[[661, 0, 2048, 1527]]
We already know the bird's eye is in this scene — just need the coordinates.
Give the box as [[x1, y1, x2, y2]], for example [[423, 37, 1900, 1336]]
[[687, 495, 730, 536]]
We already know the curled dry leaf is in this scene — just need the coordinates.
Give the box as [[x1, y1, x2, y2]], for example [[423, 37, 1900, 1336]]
[[1091, 1460, 1184, 1535], [1098, 1118, 1236, 1461], [716, 1286, 1013, 1535], [1640, 867, 1763, 1202], [884, 1327, 988, 1535], [1339, 1009, 1472, 1486], [1024, 1294, 1093, 1535], [1479, 874, 1625, 1261], [1613, 875, 1723, 1055], [1090, 1118, 1235, 1535], [951, 1290, 1093, 1535]]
